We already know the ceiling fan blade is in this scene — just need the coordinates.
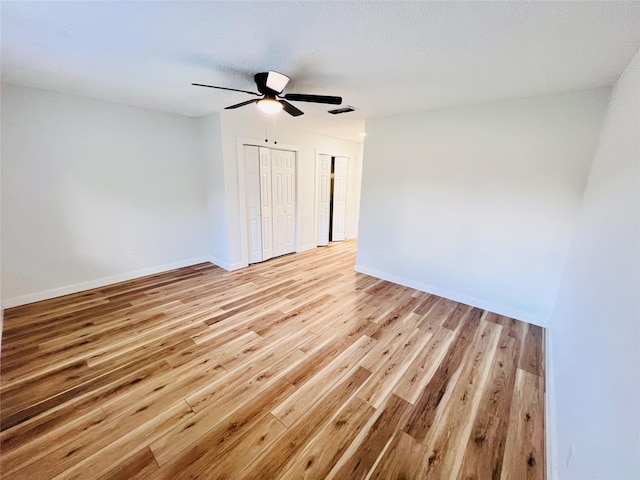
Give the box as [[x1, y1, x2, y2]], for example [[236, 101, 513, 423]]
[[225, 99, 259, 110], [283, 93, 342, 105], [280, 100, 304, 117], [192, 83, 261, 96]]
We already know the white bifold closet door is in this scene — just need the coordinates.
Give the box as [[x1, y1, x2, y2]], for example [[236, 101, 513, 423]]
[[317, 154, 331, 246], [317, 155, 348, 245], [245, 145, 295, 264], [332, 156, 348, 242], [259, 146, 274, 262], [271, 149, 296, 257], [246, 146, 264, 264]]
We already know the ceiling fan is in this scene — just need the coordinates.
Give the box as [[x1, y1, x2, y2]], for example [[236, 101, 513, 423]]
[[192, 71, 342, 117]]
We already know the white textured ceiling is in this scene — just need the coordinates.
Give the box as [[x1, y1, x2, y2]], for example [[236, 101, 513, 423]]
[[2, 1, 640, 141]]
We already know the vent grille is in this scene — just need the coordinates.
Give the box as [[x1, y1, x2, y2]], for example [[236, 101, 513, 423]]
[[328, 106, 356, 115]]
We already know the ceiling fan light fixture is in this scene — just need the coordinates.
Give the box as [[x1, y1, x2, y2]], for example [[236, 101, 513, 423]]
[[257, 98, 283, 114]]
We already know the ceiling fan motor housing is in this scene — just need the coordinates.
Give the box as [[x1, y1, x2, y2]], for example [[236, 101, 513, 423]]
[[255, 71, 290, 95]]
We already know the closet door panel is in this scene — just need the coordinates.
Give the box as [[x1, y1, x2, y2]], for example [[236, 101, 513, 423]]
[[245, 145, 262, 263], [317, 154, 331, 246], [259, 147, 273, 261], [282, 150, 296, 253], [271, 149, 286, 257], [332, 156, 348, 241], [271, 149, 296, 257]]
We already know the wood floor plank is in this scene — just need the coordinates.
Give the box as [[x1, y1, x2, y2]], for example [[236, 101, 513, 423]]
[[457, 330, 521, 480], [519, 323, 545, 377], [50, 401, 195, 480], [500, 369, 546, 480], [272, 335, 375, 427], [2, 356, 224, 478], [402, 307, 484, 443], [357, 327, 433, 408], [97, 446, 159, 480], [278, 395, 375, 480], [0, 240, 545, 480], [3, 358, 223, 472], [1, 357, 173, 431], [150, 355, 300, 465], [284, 327, 368, 387], [367, 430, 427, 480], [412, 294, 440, 316], [149, 377, 295, 478], [327, 393, 412, 480], [239, 365, 372, 479], [181, 412, 287, 480], [5, 400, 193, 480], [418, 320, 502, 480], [416, 296, 458, 329], [392, 327, 456, 404], [184, 341, 306, 415], [442, 302, 474, 330]]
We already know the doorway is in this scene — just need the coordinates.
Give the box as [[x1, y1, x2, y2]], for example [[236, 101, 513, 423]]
[[317, 154, 348, 246], [244, 145, 296, 264]]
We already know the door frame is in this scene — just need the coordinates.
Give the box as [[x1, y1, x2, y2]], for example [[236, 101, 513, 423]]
[[238, 138, 301, 268], [314, 149, 351, 246]]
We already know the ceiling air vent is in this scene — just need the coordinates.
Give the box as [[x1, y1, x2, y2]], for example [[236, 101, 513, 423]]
[[328, 106, 356, 114]]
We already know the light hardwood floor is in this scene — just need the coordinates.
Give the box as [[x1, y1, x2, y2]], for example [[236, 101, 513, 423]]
[[0, 240, 545, 479]]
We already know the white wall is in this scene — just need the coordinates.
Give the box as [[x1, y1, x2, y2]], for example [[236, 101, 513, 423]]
[[217, 110, 363, 269], [357, 89, 610, 325], [1, 85, 208, 306], [200, 113, 230, 269], [549, 50, 640, 479]]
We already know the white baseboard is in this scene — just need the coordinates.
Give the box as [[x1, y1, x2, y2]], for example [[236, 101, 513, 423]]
[[353, 264, 549, 328], [2, 256, 210, 308], [228, 261, 247, 271], [209, 256, 231, 271], [208, 254, 248, 272], [298, 244, 317, 253]]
